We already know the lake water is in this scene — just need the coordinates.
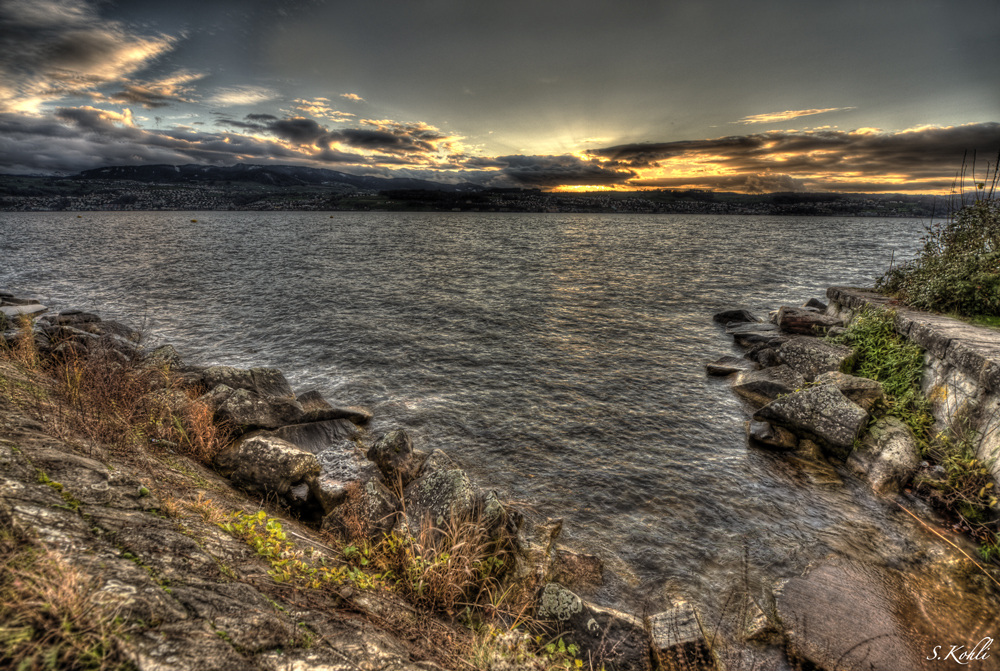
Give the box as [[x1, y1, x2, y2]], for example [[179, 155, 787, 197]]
[[1, 210, 940, 613]]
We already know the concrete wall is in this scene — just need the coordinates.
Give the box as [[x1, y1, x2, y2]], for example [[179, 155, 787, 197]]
[[826, 287, 1000, 487]]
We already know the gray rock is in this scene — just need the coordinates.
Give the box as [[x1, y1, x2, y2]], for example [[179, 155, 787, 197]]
[[213, 433, 320, 503], [203, 365, 295, 399], [0, 303, 48, 320], [803, 298, 827, 311], [776, 307, 844, 335], [302, 404, 373, 425], [814, 371, 885, 412], [848, 417, 920, 495], [745, 420, 798, 450], [754, 385, 870, 459], [713, 309, 760, 324], [734, 332, 789, 349], [270, 418, 360, 454], [726, 322, 779, 335], [199, 385, 304, 430], [420, 448, 459, 476], [731, 365, 806, 407], [778, 336, 855, 382], [647, 601, 710, 670], [146, 344, 183, 369], [706, 356, 758, 376], [402, 467, 477, 531], [44, 311, 101, 326], [367, 429, 428, 488]]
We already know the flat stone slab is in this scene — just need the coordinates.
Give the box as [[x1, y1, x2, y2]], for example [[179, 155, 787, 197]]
[[0, 303, 48, 319], [754, 384, 869, 458], [732, 365, 806, 407], [779, 336, 855, 382], [726, 322, 779, 335], [706, 355, 758, 376]]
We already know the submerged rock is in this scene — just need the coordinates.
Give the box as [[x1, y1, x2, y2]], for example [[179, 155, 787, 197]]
[[713, 309, 760, 324], [706, 356, 758, 376]]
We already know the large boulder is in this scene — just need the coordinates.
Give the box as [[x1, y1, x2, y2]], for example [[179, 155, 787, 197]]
[[270, 418, 360, 454], [754, 385, 870, 459], [778, 337, 855, 382], [847, 417, 920, 495], [198, 384, 304, 430], [214, 433, 320, 504], [537, 583, 650, 671], [776, 307, 843, 335], [814, 371, 885, 412], [731, 365, 806, 407], [402, 467, 478, 530], [367, 429, 428, 488], [203, 366, 295, 399]]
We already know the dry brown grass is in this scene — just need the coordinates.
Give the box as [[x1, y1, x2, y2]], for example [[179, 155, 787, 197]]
[[0, 532, 134, 670]]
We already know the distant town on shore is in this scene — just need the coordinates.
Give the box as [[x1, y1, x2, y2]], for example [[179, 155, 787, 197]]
[[1, 163, 955, 217]]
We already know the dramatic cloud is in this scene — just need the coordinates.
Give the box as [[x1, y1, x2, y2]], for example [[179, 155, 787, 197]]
[[590, 123, 1000, 191], [0, 0, 178, 112], [735, 107, 855, 125], [485, 155, 637, 187]]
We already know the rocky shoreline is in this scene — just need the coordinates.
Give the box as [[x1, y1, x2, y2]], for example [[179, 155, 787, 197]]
[[3, 288, 1000, 671]]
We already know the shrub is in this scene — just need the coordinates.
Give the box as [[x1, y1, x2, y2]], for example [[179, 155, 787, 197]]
[[877, 197, 1000, 316]]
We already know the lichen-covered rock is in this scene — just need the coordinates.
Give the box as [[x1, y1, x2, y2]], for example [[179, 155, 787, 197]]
[[146, 344, 183, 369], [778, 336, 855, 382], [213, 433, 320, 502], [538, 584, 650, 671], [814, 371, 885, 412], [848, 416, 920, 495], [754, 385, 870, 459], [731, 365, 806, 407], [402, 467, 476, 530], [321, 479, 401, 541], [203, 365, 295, 399], [367, 429, 428, 488], [745, 420, 798, 450]]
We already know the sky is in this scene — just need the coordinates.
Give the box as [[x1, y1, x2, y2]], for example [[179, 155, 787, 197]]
[[1, 0, 998, 193]]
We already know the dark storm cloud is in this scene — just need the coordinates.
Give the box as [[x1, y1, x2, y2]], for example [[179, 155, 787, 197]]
[[245, 114, 278, 122], [267, 117, 329, 145], [486, 155, 637, 187]]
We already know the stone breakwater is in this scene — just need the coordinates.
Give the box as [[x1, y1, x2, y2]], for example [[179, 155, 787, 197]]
[[3, 287, 1000, 671]]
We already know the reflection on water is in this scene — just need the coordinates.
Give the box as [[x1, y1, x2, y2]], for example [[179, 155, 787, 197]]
[[4, 210, 994, 627]]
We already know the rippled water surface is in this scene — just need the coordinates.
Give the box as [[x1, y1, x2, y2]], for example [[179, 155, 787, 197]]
[[2, 211, 944, 610]]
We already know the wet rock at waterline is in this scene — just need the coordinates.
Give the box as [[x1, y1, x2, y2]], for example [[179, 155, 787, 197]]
[[297, 389, 374, 424], [847, 417, 920, 496], [203, 365, 296, 400], [776, 306, 844, 335], [198, 384, 305, 429], [713, 309, 760, 324], [802, 297, 827, 311], [706, 355, 758, 376], [731, 365, 806, 407], [754, 385, 869, 458], [270, 418, 360, 455], [745, 420, 799, 450], [778, 337, 855, 382]]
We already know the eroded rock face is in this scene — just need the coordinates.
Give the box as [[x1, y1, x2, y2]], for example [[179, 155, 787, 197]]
[[367, 429, 428, 488], [778, 337, 855, 382], [753, 385, 869, 458], [213, 433, 320, 501], [814, 371, 885, 412], [848, 416, 920, 495], [732, 365, 806, 407]]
